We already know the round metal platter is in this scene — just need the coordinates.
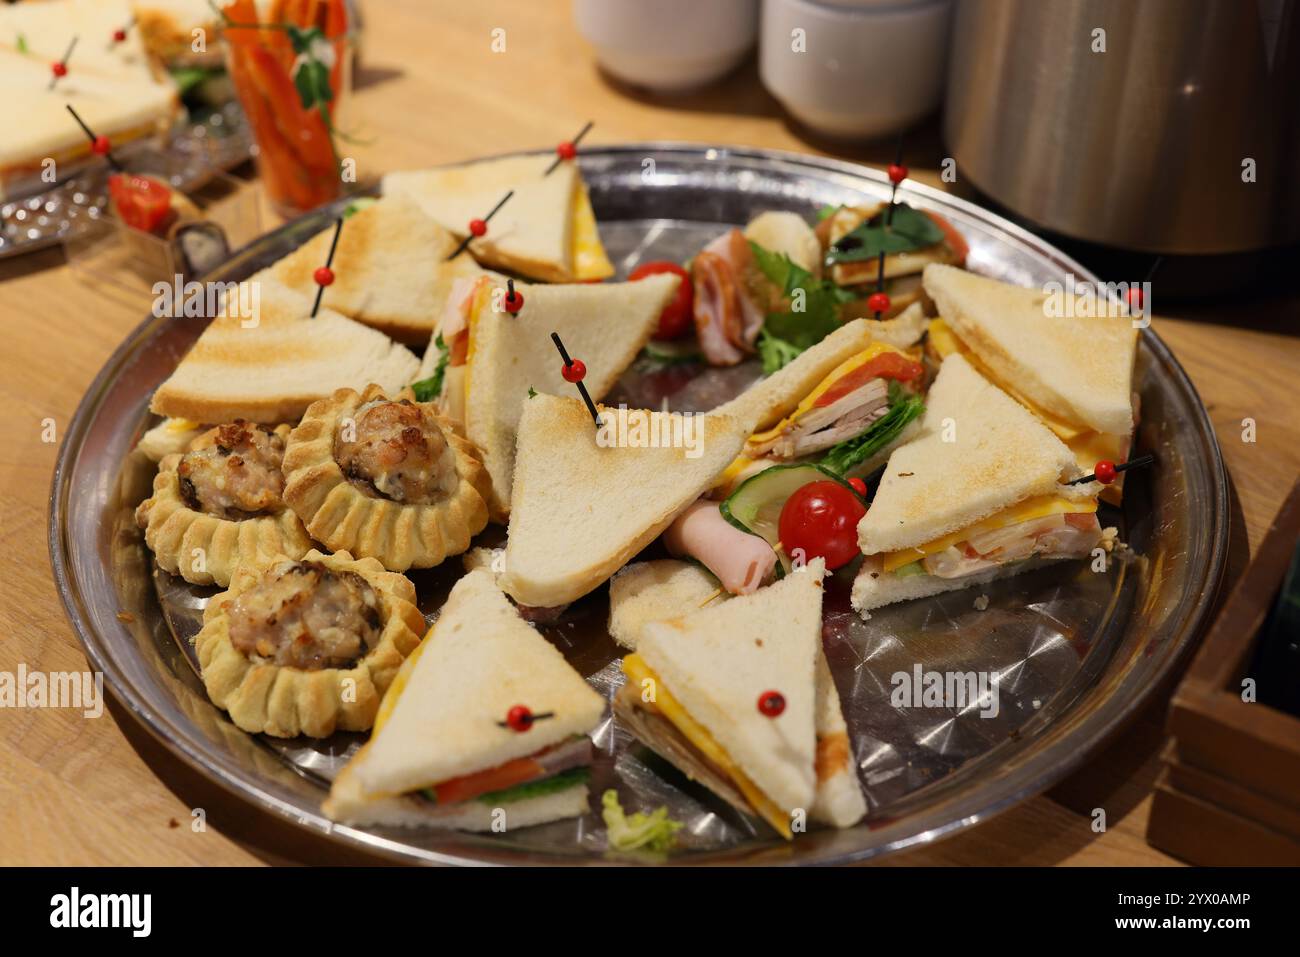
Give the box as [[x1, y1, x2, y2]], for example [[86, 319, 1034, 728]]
[[49, 145, 1228, 865]]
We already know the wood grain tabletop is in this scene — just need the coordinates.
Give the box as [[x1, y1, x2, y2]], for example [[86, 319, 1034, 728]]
[[2, 0, 1297, 866]]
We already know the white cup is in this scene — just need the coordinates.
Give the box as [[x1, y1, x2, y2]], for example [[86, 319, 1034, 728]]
[[573, 0, 759, 94], [760, 0, 952, 138]]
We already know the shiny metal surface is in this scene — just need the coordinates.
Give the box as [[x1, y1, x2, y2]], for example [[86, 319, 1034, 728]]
[[944, 0, 1300, 253], [49, 144, 1228, 865]]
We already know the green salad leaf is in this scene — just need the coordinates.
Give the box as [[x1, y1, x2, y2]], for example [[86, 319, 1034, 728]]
[[749, 241, 855, 374], [601, 789, 683, 853], [819, 384, 925, 475], [827, 204, 945, 264], [410, 334, 449, 402]]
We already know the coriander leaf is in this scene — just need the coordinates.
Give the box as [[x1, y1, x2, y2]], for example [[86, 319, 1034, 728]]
[[757, 329, 803, 375], [827, 204, 945, 264], [527, 386, 537, 398]]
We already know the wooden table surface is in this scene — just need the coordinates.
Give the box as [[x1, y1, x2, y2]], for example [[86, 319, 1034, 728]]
[[2, 0, 1297, 866]]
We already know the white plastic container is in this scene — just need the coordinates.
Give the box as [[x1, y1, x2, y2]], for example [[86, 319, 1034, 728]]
[[760, 0, 952, 138], [573, 0, 759, 94]]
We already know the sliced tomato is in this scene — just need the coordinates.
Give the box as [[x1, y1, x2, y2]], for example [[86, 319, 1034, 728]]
[[431, 755, 544, 805], [813, 352, 923, 408], [108, 174, 174, 235], [925, 211, 969, 266]]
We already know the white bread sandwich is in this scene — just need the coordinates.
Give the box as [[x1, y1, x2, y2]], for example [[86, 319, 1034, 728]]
[[923, 263, 1139, 502], [257, 195, 484, 345], [150, 280, 421, 425], [617, 559, 865, 837], [421, 272, 681, 516], [500, 394, 749, 609], [382, 154, 614, 283], [852, 353, 1112, 613], [607, 560, 723, 650], [323, 568, 605, 830]]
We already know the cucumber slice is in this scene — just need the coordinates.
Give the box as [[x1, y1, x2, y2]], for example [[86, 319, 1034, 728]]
[[720, 463, 863, 573]]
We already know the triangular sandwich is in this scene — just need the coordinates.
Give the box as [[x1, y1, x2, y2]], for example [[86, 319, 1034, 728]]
[[852, 353, 1107, 613], [323, 568, 605, 830]]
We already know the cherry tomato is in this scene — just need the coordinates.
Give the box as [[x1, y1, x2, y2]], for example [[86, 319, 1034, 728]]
[[629, 260, 693, 340], [107, 173, 174, 235], [778, 480, 867, 571]]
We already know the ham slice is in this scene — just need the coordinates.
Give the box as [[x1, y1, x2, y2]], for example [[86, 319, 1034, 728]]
[[663, 500, 776, 595], [691, 229, 766, 366]]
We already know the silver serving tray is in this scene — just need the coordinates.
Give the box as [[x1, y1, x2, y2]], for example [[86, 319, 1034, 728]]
[[49, 145, 1228, 865]]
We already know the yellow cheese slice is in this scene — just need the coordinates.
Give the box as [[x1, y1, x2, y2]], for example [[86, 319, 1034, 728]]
[[622, 654, 792, 839], [570, 182, 614, 281], [880, 494, 1099, 573], [461, 277, 494, 413], [166, 417, 201, 432]]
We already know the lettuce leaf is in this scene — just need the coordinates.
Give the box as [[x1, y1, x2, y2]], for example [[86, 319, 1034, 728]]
[[410, 334, 449, 402], [601, 789, 683, 853], [819, 387, 925, 475]]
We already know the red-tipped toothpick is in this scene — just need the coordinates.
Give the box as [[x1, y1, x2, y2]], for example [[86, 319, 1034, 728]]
[[1125, 256, 1164, 316], [545, 120, 593, 176], [868, 250, 890, 319], [310, 217, 344, 318], [497, 705, 555, 732], [49, 35, 79, 90], [551, 332, 602, 429], [66, 105, 122, 172], [885, 134, 907, 228], [108, 18, 134, 50], [446, 190, 513, 261], [758, 690, 786, 717], [504, 278, 524, 315], [1067, 453, 1155, 486]]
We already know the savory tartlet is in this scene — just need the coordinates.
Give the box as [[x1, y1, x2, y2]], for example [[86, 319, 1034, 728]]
[[281, 384, 491, 571], [135, 421, 313, 587], [194, 549, 426, 738]]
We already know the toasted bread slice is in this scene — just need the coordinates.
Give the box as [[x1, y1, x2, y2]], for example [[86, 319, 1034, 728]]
[[346, 568, 605, 800], [262, 195, 483, 345], [501, 395, 748, 608], [466, 273, 680, 516], [857, 353, 1082, 556], [383, 155, 614, 283], [923, 263, 1137, 437], [607, 560, 722, 650], [150, 280, 420, 424]]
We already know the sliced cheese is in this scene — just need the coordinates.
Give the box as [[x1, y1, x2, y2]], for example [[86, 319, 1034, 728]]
[[622, 654, 792, 839], [881, 494, 1099, 573], [461, 277, 494, 414], [570, 182, 614, 281]]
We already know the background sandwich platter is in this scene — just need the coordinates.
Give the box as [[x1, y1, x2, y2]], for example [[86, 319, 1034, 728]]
[[49, 145, 1227, 865]]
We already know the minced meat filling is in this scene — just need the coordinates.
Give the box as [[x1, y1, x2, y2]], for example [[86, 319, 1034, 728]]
[[178, 421, 285, 519], [226, 560, 382, 670], [333, 399, 458, 504]]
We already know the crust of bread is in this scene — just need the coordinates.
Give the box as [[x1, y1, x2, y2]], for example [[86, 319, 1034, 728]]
[[811, 649, 866, 828], [281, 384, 491, 572], [608, 560, 723, 650], [851, 554, 1070, 613], [501, 396, 749, 608], [352, 568, 606, 795], [194, 549, 425, 738], [923, 263, 1137, 436], [135, 425, 313, 588], [857, 354, 1081, 555]]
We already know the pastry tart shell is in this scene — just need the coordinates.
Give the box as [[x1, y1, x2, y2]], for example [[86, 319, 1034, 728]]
[[195, 549, 426, 738], [135, 438, 313, 588], [282, 384, 491, 571]]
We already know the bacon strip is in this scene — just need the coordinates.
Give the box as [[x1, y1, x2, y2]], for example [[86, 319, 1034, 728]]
[[691, 229, 766, 366]]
